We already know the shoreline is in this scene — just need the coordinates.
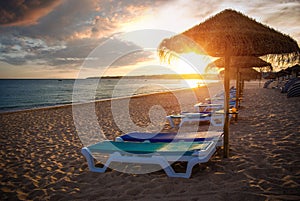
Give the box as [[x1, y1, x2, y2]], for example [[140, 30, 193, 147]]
[[0, 88, 197, 115], [0, 81, 223, 115]]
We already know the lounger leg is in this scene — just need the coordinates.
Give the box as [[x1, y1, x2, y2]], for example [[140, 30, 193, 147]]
[[166, 116, 176, 128], [179, 119, 185, 127], [162, 158, 204, 178], [81, 147, 109, 173], [163, 166, 192, 178], [176, 145, 217, 178]]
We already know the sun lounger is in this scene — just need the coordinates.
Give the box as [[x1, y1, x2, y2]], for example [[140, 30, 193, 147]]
[[81, 131, 223, 178], [203, 88, 240, 107], [115, 131, 223, 145], [166, 112, 225, 128], [203, 98, 237, 107], [181, 113, 225, 127], [263, 80, 274, 88], [166, 113, 211, 128], [193, 103, 223, 113], [281, 77, 300, 93], [287, 80, 300, 98]]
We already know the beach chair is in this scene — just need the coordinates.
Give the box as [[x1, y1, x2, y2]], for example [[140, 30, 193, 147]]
[[287, 80, 300, 98], [203, 98, 237, 107], [204, 88, 239, 106], [263, 80, 274, 88], [281, 77, 300, 93], [166, 112, 225, 128], [166, 113, 210, 128], [193, 103, 223, 113], [116, 131, 223, 145], [81, 131, 223, 178]]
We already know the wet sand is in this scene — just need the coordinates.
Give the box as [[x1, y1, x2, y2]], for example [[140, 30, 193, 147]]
[[0, 81, 299, 200]]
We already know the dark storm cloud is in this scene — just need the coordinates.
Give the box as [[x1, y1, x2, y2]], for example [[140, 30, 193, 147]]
[[0, 0, 63, 26]]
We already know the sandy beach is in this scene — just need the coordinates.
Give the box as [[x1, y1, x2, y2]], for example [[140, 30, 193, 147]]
[[0, 81, 299, 201]]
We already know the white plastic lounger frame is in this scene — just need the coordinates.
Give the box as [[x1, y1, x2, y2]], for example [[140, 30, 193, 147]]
[[193, 103, 223, 113], [180, 113, 225, 127], [166, 113, 211, 128], [81, 136, 222, 178], [166, 113, 225, 128]]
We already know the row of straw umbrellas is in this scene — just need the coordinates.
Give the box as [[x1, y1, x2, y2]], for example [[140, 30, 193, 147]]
[[264, 64, 300, 79], [158, 9, 300, 157], [206, 56, 272, 109]]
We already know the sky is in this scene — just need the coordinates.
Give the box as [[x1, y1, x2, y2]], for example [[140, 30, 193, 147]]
[[0, 0, 299, 78]]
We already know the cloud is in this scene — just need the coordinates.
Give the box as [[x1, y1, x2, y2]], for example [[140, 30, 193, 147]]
[[0, 0, 299, 78], [257, 1, 300, 40], [49, 36, 154, 70], [3, 0, 169, 40], [0, 34, 66, 65], [175, 0, 300, 46], [0, 0, 63, 26], [0, 33, 153, 70], [0, 0, 169, 69]]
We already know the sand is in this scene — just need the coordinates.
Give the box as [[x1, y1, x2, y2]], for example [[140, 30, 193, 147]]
[[0, 81, 299, 201]]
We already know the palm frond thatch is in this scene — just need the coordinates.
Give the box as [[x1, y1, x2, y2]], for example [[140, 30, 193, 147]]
[[219, 68, 261, 80], [216, 56, 270, 67], [205, 56, 272, 73], [158, 9, 300, 62]]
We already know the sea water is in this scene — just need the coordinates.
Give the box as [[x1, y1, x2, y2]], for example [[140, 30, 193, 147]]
[[0, 78, 217, 112]]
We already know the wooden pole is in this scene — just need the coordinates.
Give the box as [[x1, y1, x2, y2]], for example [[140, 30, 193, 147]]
[[242, 79, 245, 93], [259, 69, 262, 88], [239, 74, 242, 97], [235, 67, 240, 110], [223, 55, 230, 158]]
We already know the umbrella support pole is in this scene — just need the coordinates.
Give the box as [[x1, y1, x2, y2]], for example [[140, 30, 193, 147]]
[[223, 55, 231, 158], [235, 68, 240, 121], [239, 76, 242, 97]]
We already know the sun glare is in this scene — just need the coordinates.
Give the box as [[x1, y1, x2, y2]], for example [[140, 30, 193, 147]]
[[98, 51, 213, 77], [120, 3, 199, 33], [184, 79, 204, 88], [167, 53, 213, 75], [117, 3, 213, 78]]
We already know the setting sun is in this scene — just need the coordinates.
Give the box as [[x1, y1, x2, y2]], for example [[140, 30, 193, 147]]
[[165, 52, 213, 75], [184, 79, 205, 88]]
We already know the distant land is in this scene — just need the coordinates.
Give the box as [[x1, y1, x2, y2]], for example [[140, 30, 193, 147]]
[[87, 74, 220, 80]]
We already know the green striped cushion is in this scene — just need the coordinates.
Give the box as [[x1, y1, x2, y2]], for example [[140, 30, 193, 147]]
[[88, 141, 212, 156]]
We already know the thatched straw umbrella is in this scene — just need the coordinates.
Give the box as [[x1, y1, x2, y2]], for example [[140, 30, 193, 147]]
[[158, 9, 300, 157], [211, 56, 271, 68], [219, 68, 261, 98], [207, 56, 272, 108], [219, 68, 261, 85]]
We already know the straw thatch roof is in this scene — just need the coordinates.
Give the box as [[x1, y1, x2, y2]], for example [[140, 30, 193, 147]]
[[208, 56, 271, 69], [159, 9, 300, 60], [205, 56, 272, 73], [219, 68, 261, 80]]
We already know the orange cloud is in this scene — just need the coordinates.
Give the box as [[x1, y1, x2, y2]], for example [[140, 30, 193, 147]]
[[0, 0, 63, 26]]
